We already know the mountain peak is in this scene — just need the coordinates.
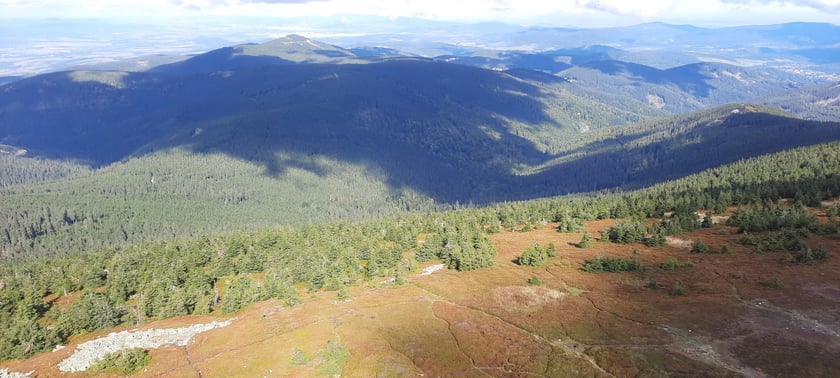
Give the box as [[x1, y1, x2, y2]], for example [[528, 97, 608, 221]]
[[248, 35, 357, 61], [281, 34, 310, 42]]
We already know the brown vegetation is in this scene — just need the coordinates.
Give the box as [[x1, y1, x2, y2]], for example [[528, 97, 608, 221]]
[[3, 216, 839, 376]]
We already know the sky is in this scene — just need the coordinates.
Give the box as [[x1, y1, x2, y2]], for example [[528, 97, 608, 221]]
[[1, 0, 838, 76], [1, 0, 839, 27]]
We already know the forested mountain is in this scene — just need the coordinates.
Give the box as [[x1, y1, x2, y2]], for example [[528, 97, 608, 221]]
[[761, 81, 840, 121], [529, 104, 840, 192], [0, 155, 91, 187], [151, 35, 366, 74], [0, 56, 661, 165], [557, 61, 817, 113], [1, 102, 838, 258], [1, 35, 839, 260], [0, 77, 20, 86], [433, 49, 823, 116], [481, 22, 840, 53]]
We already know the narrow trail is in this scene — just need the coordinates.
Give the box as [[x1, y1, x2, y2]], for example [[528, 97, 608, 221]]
[[426, 300, 494, 378], [383, 337, 425, 375], [583, 295, 663, 330], [564, 264, 774, 378], [184, 345, 203, 378]]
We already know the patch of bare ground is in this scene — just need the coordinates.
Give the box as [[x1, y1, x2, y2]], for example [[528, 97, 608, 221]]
[[3, 220, 840, 377]]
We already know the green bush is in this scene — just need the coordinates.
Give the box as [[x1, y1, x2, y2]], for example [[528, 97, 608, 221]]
[[578, 233, 592, 248], [415, 235, 440, 262], [580, 256, 640, 273], [727, 205, 817, 233], [688, 240, 729, 254], [90, 348, 151, 374], [644, 225, 667, 247], [318, 340, 350, 376], [546, 242, 557, 257], [527, 276, 543, 286], [660, 258, 694, 270], [689, 240, 709, 253], [289, 348, 310, 367], [736, 234, 759, 246], [757, 229, 807, 253], [826, 204, 840, 219], [517, 244, 547, 267], [788, 246, 829, 264], [761, 277, 783, 289], [221, 276, 266, 314], [670, 281, 685, 296], [603, 221, 647, 244], [434, 230, 496, 271]]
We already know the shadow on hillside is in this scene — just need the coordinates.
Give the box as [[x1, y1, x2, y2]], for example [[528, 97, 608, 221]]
[[149, 47, 297, 75], [4, 59, 840, 206], [518, 111, 840, 198], [144, 60, 562, 203], [582, 60, 716, 98], [1, 59, 567, 203]]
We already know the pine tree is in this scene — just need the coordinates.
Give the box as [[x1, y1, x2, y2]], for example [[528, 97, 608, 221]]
[[578, 233, 592, 248]]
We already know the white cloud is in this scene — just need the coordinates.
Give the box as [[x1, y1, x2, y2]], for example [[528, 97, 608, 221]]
[[721, 0, 840, 12], [1, 0, 838, 25]]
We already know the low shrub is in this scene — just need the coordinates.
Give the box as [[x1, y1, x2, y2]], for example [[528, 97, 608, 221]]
[[670, 280, 685, 296], [581, 256, 640, 273], [761, 277, 783, 289], [90, 348, 151, 374], [527, 276, 543, 286], [788, 246, 828, 264], [689, 240, 709, 253], [517, 244, 547, 267], [660, 258, 694, 270]]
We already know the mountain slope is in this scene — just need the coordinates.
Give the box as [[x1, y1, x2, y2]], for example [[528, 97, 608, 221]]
[[526, 104, 840, 193], [0, 58, 662, 166], [2, 138, 840, 373], [2, 103, 839, 258], [2, 37, 840, 259], [151, 34, 365, 74], [761, 81, 840, 121], [559, 61, 814, 113]]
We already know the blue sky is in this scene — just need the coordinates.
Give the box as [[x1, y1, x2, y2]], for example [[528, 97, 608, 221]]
[[1, 0, 839, 27]]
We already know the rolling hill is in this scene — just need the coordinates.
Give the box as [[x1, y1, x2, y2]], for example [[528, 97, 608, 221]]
[[761, 80, 840, 121], [557, 60, 816, 113]]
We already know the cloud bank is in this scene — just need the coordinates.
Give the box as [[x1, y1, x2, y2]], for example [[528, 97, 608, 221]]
[[1, 0, 839, 25]]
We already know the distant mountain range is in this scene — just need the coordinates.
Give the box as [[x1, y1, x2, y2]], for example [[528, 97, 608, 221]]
[[0, 34, 838, 198], [3, 21, 839, 77]]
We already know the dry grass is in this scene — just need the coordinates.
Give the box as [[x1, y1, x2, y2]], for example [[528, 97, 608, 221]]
[[4, 219, 840, 377]]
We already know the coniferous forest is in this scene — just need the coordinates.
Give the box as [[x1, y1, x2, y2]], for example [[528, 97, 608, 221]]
[[1, 139, 839, 359]]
